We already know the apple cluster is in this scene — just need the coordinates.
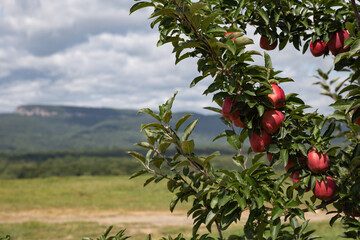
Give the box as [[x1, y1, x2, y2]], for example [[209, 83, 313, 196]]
[[258, 30, 350, 57], [222, 83, 338, 202], [272, 149, 337, 201], [221, 84, 285, 153], [310, 30, 350, 57]]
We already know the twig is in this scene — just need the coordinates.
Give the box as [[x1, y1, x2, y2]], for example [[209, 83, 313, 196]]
[[215, 220, 224, 240], [172, 0, 235, 81], [165, 125, 219, 185], [301, 196, 340, 213], [351, 0, 360, 31]]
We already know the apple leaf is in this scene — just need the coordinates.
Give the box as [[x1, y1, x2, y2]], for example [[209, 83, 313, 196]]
[[182, 119, 199, 141], [264, 52, 272, 69], [182, 139, 195, 154], [129, 1, 154, 15], [258, 9, 269, 25], [175, 113, 194, 131], [280, 149, 288, 164]]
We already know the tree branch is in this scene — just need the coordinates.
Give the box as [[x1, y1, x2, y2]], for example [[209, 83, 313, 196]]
[[351, 0, 360, 31]]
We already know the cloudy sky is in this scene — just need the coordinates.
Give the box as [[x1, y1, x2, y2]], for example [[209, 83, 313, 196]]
[[0, 0, 346, 114]]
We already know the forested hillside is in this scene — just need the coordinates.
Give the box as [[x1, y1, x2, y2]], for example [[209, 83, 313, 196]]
[[0, 105, 227, 151]]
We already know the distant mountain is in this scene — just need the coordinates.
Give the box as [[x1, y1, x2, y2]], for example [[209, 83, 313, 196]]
[[0, 105, 228, 151]]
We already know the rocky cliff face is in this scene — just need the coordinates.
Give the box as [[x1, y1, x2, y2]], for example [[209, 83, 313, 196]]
[[15, 106, 59, 117]]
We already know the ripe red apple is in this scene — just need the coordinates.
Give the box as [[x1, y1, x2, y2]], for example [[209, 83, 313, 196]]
[[260, 36, 277, 50], [233, 117, 246, 128], [267, 84, 285, 109], [354, 107, 360, 126], [310, 40, 327, 57], [222, 97, 240, 121], [261, 110, 284, 134], [307, 150, 329, 174], [313, 176, 337, 201], [327, 30, 350, 55], [293, 171, 310, 191], [250, 130, 272, 153]]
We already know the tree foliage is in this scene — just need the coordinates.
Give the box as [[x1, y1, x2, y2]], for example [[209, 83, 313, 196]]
[[129, 0, 360, 239]]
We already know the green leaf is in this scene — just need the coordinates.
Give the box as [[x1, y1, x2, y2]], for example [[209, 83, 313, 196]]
[[280, 149, 288, 163], [298, 143, 307, 156], [127, 151, 146, 164], [163, 111, 172, 124], [205, 210, 217, 228], [189, 2, 207, 14], [203, 106, 222, 114], [173, 41, 203, 54], [182, 119, 199, 141], [226, 131, 242, 150], [234, 37, 254, 48], [322, 122, 335, 138], [150, 8, 178, 19], [135, 142, 153, 149], [129, 169, 148, 179], [175, 113, 193, 131], [264, 52, 272, 69], [138, 108, 161, 122], [349, 38, 360, 56], [129, 2, 154, 15], [346, 22, 356, 36], [182, 139, 195, 154], [141, 123, 166, 131], [171, 161, 190, 170], [204, 151, 220, 165], [190, 75, 208, 88], [258, 9, 269, 25], [271, 205, 285, 220], [201, 13, 221, 32], [270, 218, 281, 239], [235, 195, 246, 209]]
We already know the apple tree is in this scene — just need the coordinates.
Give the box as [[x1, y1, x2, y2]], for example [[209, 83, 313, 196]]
[[128, 0, 360, 239]]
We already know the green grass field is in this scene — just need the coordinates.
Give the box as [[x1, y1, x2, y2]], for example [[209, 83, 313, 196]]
[[0, 176, 347, 239]]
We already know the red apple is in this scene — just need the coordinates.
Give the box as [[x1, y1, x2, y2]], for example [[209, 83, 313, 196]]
[[233, 117, 246, 128], [222, 97, 240, 121], [261, 110, 284, 134], [310, 40, 327, 57], [327, 30, 350, 55], [293, 171, 310, 191], [307, 150, 329, 174], [354, 107, 360, 126], [297, 155, 307, 166], [285, 159, 296, 177], [260, 36, 277, 50], [313, 176, 337, 201], [250, 130, 272, 152], [267, 84, 285, 109]]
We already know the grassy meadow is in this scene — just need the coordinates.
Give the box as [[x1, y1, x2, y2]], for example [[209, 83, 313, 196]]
[[0, 175, 347, 240]]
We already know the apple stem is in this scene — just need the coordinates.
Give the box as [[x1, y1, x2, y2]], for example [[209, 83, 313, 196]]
[[351, 0, 360, 31]]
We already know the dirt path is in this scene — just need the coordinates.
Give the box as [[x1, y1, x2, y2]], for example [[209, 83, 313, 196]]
[[0, 208, 336, 225]]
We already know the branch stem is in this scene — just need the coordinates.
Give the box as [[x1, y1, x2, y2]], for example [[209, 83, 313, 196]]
[[351, 0, 360, 30], [215, 220, 224, 240]]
